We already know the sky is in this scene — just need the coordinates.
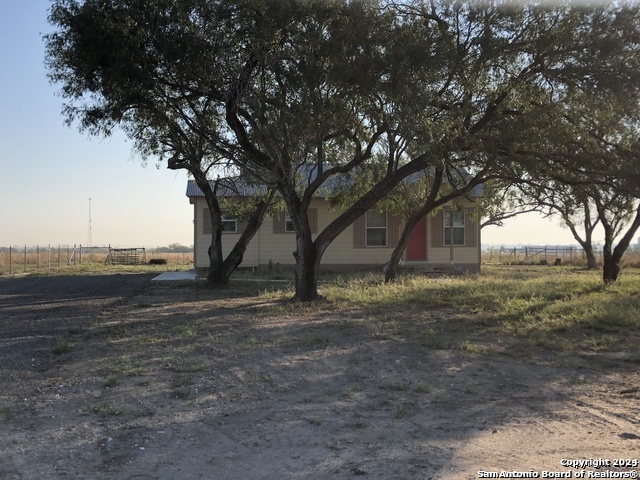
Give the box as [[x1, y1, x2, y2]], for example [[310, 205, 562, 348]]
[[0, 1, 622, 249]]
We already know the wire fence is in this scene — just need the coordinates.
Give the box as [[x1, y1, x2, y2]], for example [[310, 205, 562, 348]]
[[484, 245, 594, 264], [0, 245, 193, 276], [483, 245, 640, 267]]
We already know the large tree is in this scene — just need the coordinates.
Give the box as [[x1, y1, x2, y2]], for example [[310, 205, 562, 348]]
[[504, 76, 640, 280], [46, 0, 640, 300], [45, 0, 275, 285]]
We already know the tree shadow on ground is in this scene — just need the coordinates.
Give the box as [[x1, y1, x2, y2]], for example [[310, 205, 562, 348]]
[[1, 276, 639, 479]]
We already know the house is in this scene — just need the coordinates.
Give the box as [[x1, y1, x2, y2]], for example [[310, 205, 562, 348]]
[[186, 180, 481, 273]]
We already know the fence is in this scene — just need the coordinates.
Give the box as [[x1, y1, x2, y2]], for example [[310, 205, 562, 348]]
[[484, 245, 597, 265], [0, 245, 193, 276], [105, 247, 146, 265]]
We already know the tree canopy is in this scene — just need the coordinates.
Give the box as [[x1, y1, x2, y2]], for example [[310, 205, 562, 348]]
[[46, 0, 640, 299]]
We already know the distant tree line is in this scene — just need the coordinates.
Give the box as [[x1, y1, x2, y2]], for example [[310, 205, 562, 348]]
[[152, 243, 193, 254]]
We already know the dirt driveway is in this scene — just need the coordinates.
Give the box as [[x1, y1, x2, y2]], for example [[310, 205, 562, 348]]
[[0, 275, 638, 479]]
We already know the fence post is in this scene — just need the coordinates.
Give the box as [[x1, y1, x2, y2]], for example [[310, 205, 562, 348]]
[[9, 245, 12, 275], [79, 244, 82, 265], [58, 244, 61, 269], [67, 245, 70, 265], [48, 244, 51, 269], [24, 245, 27, 273], [525, 246, 528, 259], [37, 245, 39, 270]]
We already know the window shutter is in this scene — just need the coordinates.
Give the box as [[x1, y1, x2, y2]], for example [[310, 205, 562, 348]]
[[353, 214, 365, 248], [465, 207, 478, 247], [309, 208, 318, 234], [431, 210, 444, 247], [203, 208, 212, 235], [273, 212, 285, 234], [388, 212, 400, 248]]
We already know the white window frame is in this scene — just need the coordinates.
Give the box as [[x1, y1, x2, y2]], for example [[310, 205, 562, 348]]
[[284, 212, 295, 233], [365, 211, 388, 247], [443, 209, 465, 246]]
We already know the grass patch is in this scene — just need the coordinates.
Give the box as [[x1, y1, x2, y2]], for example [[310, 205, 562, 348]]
[[384, 381, 410, 392], [52, 337, 71, 355], [105, 355, 145, 377], [458, 339, 490, 355], [94, 404, 124, 417], [104, 376, 120, 388], [303, 333, 331, 348], [415, 383, 432, 394], [464, 385, 479, 394], [309, 266, 640, 354], [0, 404, 14, 421]]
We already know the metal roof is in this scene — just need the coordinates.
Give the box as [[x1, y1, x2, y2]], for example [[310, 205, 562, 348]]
[[186, 179, 265, 197], [186, 167, 483, 198]]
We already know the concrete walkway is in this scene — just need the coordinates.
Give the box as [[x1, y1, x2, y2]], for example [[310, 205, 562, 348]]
[[151, 270, 197, 282]]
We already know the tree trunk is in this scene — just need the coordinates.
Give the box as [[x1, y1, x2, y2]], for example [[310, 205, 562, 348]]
[[293, 236, 320, 301], [206, 207, 225, 286], [562, 208, 599, 270], [385, 167, 443, 283], [599, 204, 640, 284], [218, 192, 274, 284], [584, 246, 598, 270], [602, 251, 620, 284], [385, 211, 422, 283]]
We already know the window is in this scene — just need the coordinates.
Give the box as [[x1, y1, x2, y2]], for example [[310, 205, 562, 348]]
[[274, 209, 317, 234], [443, 209, 465, 246], [221, 213, 237, 233], [284, 212, 295, 232], [203, 209, 237, 234], [366, 211, 387, 247]]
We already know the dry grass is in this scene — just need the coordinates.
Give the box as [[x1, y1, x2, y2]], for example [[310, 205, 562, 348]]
[[259, 265, 640, 354], [0, 247, 193, 276]]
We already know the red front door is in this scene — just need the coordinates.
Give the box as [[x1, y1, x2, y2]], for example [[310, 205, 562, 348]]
[[406, 217, 426, 260]]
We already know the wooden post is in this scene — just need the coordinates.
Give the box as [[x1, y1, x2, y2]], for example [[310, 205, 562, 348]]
[[37, 245, 39, 270], [58, 244, 61, 269], [9, 245, 12, 275], [79, 244, 82, 265], [24, 245, 27, 273]]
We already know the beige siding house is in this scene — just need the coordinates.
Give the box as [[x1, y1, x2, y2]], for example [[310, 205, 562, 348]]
[[187, 181, 481, 273]]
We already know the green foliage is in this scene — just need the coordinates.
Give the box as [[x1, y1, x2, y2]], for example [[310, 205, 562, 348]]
[[45, 0, 640, 299]]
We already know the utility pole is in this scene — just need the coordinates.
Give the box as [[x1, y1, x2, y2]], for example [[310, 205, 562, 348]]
[[87, 198, 92, 247]]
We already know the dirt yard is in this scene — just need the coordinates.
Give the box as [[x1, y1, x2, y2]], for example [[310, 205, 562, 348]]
[[0, 274, 638, 479]]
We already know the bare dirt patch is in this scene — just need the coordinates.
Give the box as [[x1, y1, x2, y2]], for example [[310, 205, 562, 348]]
[[1, 275, 638, 479]]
